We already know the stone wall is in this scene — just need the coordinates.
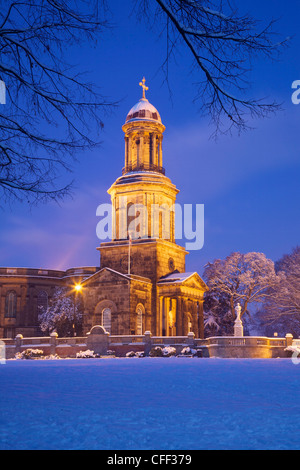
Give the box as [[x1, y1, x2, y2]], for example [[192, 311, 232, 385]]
[[1, 330, 294, 360]]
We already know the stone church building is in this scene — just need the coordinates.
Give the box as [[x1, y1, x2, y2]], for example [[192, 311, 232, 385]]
[[0, 80, 208, 339]]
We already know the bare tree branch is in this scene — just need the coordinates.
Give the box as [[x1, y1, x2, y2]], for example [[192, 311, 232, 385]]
[[138, 0, 288, 136], [0, 0, 115, 204]]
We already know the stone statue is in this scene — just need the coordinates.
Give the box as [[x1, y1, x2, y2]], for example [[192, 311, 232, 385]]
[[235, 303, 242, 320], [234, 303, 244, 337]]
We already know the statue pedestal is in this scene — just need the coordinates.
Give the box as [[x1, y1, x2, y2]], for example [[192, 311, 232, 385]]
[[234, 318, 244, 337]]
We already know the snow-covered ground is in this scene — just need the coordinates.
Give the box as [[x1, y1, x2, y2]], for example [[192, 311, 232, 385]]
[[0, 358, 299, 450]]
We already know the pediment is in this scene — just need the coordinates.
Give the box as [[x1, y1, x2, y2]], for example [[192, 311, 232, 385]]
[[82, 267, 130, 286], [183, 273, 208, 291], [158, 271, 208, 292]]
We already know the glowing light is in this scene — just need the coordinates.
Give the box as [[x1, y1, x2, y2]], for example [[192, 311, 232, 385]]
[[74, 283, 82, 293]]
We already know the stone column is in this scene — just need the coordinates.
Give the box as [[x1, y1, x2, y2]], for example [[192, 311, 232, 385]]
[[150, 133, 155, 166], [198, 301, 204, 339], [158, 296, 163, 336], [125, 137, 129, 170], [139, 133, 144, 168], [128, 136, 132, 169], [155, 135, 159, 167], [144, 133, 150, 168], [191, 301, 199, 338], [176, 297, 183, 336], [163, 297, 169, 336], [158, 137, 163, 168]]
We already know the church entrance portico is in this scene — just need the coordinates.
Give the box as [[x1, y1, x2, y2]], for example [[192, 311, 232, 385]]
[[157, 271, 207, 338]]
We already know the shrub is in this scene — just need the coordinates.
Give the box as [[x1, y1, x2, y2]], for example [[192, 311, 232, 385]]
[[126, 351, 145, 358], [126, 351, 136, 358], [76, 349, 97, 358], [15, 348, 44, 360], [162, 346, 177, 357], [180, 346, 197, 356], [135, 351, 145, 358], [149, 346, 164, 357]]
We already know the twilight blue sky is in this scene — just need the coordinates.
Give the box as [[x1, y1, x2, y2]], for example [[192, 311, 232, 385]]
[[0, 0, 299, 275]]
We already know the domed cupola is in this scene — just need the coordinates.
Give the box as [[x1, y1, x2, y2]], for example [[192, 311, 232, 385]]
[[122, 78, 166, 175]]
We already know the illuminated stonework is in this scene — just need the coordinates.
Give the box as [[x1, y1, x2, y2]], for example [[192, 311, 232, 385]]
[[0, 79, 208, 339], [83, 79, 208, 337]]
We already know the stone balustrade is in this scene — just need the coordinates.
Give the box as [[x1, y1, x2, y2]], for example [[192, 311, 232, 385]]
[[0, 329, 294, 359]]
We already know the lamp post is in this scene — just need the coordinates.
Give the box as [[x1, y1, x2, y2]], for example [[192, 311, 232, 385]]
[[73, 283, 82, 336]]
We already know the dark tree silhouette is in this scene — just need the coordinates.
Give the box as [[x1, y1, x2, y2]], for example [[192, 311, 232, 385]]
[[142, 0, 287, 135], [0, 0, 287, 204], [0, 0, 114, 204]]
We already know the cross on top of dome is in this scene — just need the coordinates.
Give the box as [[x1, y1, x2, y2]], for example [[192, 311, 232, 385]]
[[139, 77, 149, 101], [125, 78, 163, 124]]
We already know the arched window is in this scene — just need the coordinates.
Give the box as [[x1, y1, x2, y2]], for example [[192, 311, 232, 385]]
[[37, 290, 48, 314], [5, 291, 17, 318], [102, 308, 111, 334]]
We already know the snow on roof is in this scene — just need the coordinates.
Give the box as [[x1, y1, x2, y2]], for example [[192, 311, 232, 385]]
[[82, 266, 151, 285], [125, 98, 162, 124], [158, 271, 197, 284]]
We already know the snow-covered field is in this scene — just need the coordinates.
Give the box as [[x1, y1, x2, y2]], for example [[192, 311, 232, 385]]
[[0, 358, 299, 450]]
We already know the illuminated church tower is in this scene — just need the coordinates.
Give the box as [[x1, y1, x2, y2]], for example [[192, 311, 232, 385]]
[[100, 78, 187, 280], [83, 79, 207, 337]]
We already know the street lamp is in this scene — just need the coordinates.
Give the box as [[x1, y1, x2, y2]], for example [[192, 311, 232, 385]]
[[73, 283, 82, 336]]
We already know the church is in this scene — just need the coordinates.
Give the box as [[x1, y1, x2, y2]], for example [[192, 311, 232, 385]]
[[0, 80, 208, 339]]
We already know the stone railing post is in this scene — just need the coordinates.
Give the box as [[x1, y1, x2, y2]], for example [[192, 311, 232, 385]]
[[144, 331, 152, 356], [286, 333, 293, 348], [50, 332, 58, 355], [15, 334, 23, 354], [187, 332, 195, 346]]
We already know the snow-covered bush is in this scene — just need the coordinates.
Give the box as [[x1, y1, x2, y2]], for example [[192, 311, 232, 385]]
[[180, 346, 197, 356], [15, 348, 44, 360], [43, 354, 61, 360], [149, 346, 176, 357], [285, 345, 300, 358], [76, 349, 97, 358], [149, 346, 164, 357], [126, 351, 136, 358], [126, 351, 145, 358], [135, 351, 145, 358], [162, 346, 176, 357]]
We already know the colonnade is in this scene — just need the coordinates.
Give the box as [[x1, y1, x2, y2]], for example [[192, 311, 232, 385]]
[[124, 131, 163, 173], [158, 295, 204, 338]]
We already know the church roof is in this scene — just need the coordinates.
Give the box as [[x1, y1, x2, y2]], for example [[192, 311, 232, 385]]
[[158, 271, 209, 291], [125, 77, 162, 124], [81, 267, 152, 285], [125, 98, 162, 124], [158, 272, 198, 284]]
